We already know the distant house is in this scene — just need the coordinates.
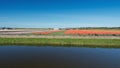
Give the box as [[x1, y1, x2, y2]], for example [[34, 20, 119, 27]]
[[53, 28, 59, 30]]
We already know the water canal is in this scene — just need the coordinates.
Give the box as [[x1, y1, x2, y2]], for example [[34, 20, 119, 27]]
[[0, 45, 120, 68]]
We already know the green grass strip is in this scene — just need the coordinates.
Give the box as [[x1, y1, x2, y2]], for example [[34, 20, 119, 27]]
[[0, 38, 120, 48]]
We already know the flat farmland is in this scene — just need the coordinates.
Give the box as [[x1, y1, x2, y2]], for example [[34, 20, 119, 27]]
[[0, 29, 120, 48], [0, 29, 51, 35], [0, 29, 120, 39]]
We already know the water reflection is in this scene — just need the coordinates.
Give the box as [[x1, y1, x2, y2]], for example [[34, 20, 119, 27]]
[[0, 46, 120, 68]]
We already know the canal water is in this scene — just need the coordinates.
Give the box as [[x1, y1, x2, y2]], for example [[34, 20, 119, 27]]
[[0, 46, 120, 68]]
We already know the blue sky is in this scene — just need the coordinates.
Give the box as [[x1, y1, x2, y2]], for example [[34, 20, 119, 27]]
[[0, 0, 120, 28]]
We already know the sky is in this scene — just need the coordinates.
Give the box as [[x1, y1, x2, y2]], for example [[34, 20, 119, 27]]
[[0, 0, 120, 28]]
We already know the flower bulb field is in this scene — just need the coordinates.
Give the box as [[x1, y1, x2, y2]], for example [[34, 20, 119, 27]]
[[64, 29, 120, 35], [0, 28, 120, 48]]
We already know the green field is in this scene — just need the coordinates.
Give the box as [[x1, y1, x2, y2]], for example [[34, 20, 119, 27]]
[[0, 38, 120, 48]]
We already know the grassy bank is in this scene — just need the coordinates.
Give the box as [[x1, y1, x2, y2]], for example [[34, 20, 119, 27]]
[[0, 38, 120, 48]]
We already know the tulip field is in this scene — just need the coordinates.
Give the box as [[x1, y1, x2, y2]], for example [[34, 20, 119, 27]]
[[32, 29, 120, 36], [1, 28, 119, 36], [64, 29, 120, 35]]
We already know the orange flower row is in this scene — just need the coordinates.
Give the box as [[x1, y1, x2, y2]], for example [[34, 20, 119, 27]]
[[64, 30, 120, 35]]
